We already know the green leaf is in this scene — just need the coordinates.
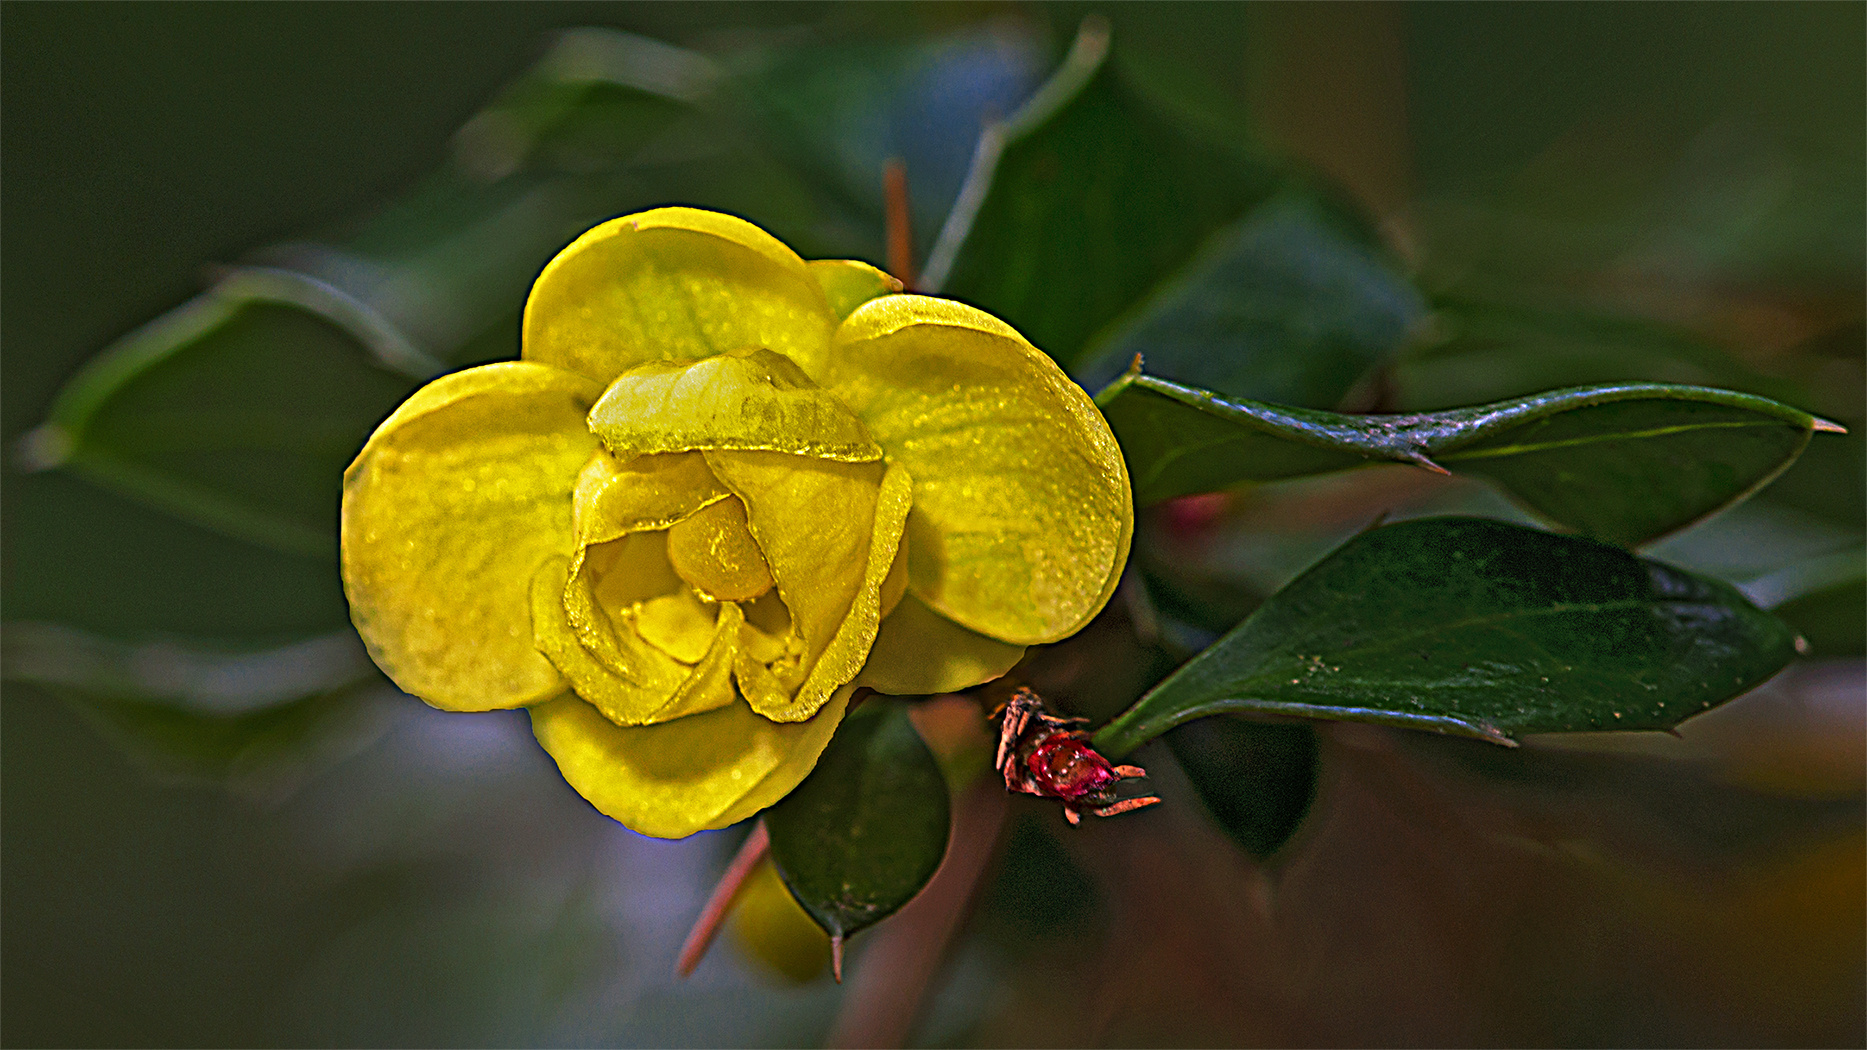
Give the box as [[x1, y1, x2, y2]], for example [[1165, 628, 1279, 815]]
[[765, 699, 950, 943], [923, 18, 1279, 371], [17, 275, 426, 558], [17, 28, 834, 559], [1094, 517, 1799, 758], [1, 621, 390, 791], [1097, 373, 1838, 547], [1165, 717, 1318, 860], [1075, 192, 1427, 408]]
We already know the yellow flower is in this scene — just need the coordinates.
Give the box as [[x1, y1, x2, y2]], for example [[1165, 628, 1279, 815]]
[[341, 208, 1131, 838]]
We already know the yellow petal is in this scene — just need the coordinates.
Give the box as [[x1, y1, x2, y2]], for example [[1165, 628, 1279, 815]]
[[590, 529, 684, 609], [666, 495, 775, 602], [878, 536, 910, 619], [706, 452, 911, 722], [809, 259, 902, 321], [529, 554, 690, 725], [635, 589, 722, 664], [588, 348, 883, 462], [642, 600, 746, 723], [857, 594, 1027, 696], [573, 450, 728, 546], [342, 362, 601, 711], [522, 207, 837, 385], [528, 685, 855, 839], [828, 295, 1133, 645]]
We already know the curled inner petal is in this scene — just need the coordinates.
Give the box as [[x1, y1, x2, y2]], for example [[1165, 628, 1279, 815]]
[[573, 449, 728, 546], [667, 496, 774, 602], [588, 348, 883, 462]]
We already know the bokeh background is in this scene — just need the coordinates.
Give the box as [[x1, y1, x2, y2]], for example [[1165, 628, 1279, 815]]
[[5, 3, 1862, 1046]]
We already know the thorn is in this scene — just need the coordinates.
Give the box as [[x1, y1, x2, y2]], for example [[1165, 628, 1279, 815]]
[[1091, 796, 1162, 818], [1811, 418, 1848, 434], [1111, 765, 1148, 778], [1406, 451, 1452, 476], [674, 821, 770, 978], [831, 933, 845, 984], [1662, 726, 1685, 739], [884, 158, 915, 291]]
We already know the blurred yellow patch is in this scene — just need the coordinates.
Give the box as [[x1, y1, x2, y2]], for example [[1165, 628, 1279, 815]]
[[730, 857, 832, 984]]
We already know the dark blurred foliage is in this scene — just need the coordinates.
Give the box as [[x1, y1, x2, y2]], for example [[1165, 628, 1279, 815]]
[[4, 3, 1861, 1047]]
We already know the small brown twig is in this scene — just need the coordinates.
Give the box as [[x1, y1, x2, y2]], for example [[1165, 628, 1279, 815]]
[[884, 157, 916, 291], [674, 820, 770, 978]]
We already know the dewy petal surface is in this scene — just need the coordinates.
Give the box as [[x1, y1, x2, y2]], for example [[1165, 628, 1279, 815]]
[[828, 295, 1133, 645], [857, 594, 1027, 695], [343, 362, 600, 711], [522, 208, 837, 385], [572, 450, 728, 546], [589, 348, 882, 463], [530, 554, 692, 726], [705, 452, 910, 722], [528, 685, 855, 840]]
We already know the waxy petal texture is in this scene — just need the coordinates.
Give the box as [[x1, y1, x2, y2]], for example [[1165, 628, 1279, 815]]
[[589, 348, 882, 462], [829, 295, 1133, 644], [858, 594, 1027, 695], [529, 686, 855, 839], [572, 450, 728, 546], [705, 452, 912, 722], [343, 362, 601, 711], [523, 208, 838, 385]]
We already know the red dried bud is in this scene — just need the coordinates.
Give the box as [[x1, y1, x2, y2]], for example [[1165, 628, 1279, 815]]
[[992, 686, 1161, 825], [1028, 736, 1122, 802]]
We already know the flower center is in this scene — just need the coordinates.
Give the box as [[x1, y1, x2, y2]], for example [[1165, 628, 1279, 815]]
[[666, 496, 773, 602]]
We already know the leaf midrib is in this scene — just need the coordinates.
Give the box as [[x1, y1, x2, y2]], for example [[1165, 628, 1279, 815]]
[[1193, 595, 1695, 696], [1438, 419, 1784, 462]]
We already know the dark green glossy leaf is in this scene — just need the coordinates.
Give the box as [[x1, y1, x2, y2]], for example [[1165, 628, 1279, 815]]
[[1075, 192, 1427, 408], [1165, 717, 1318, 860], [1, 621, 389, 790], [923, 19, 1279, 371], [765, 700, 950, 942], [1094, 517, 1800, 758], [1097, 373, 1836, 546], [19, 281, 424, 557]]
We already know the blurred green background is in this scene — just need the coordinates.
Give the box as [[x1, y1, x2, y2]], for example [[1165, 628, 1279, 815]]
[[4, 3, 1861, 1046]]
